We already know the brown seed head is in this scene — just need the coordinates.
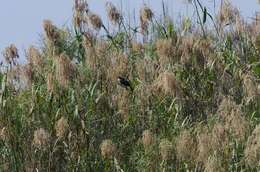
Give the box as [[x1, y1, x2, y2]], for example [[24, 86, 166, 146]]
[[211, 122, 229, 155], [243, 74, 257, 99], [43, 20, 59, 43], [116, 89, 130, 120], [87, 12, 103, 30], [180, 36, 194, 65], [244, 124, 260, 168], [55, 53, 75, 88], [217, 96, 238, 119], [217, 0, 239, 25], [6, 65, 22, 88], [100, 139, 116, 159], [204, 156, 226, 172], [159, 139, 173, 161], [55, 117, 69, 138], [83, 31, 95, 48], [197, 132, 212, 164], [135, 57, 158, 82], [195, 38, 211, 59], [156, 39, 176, 66], [140, 5, 153, 33], [106, 2, 121, 25], [2, 44, 19, 65], [142, 130, 154, 149], [107, 52, 129, 82], [73, 11, 83, 29], [234, 15, 245, 34], [73, 0, 88, 29], [33, 128, 50, 148], [47, 72, 55, 92], [22, 64, 34, 87], [176, 130, 196, 162], [154, 71, 181, 97], [225, 109, 249, 142], [0, 127, 8, 141], [26, 46, 43, 68], [74, 0, 88, 13], [140, 5, 153, 23], [131, 41, 144, 54]]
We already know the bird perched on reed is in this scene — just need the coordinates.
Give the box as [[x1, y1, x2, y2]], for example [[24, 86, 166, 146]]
[[117, 76, 133, 91]]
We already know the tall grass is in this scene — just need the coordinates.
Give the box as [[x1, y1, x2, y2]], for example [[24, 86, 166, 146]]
[[0, 0, 260, 171]]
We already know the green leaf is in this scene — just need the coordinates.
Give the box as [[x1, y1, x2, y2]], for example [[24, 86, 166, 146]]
[[252, 62, 260, 77], [203, 7, 207, 24], [167, 21, 174, 37]]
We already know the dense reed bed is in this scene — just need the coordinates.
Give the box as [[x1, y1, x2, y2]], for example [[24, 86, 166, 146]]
[[0, 0, 260, 171]]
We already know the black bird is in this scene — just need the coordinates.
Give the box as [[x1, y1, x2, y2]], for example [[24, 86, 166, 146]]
[[117, 76, 133, 91]]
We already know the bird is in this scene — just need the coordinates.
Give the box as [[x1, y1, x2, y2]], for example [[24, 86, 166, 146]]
[[117, 76, 133, 91]]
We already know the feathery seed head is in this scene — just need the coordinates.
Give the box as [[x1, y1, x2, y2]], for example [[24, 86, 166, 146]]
[[107, 52, 129, 82], [159, 139, 173, 160], [142, 130, 154, 149], [140, 5, 153, 33], [131, 41, 144, 54], [140, 5, 153, 23], [26, 46, 43, 68], [6, 65, 22, 89], [217, 0, 239, 25], [55, 117, 69, 138], [244, 124, 260, 168], [176, 130, 196, 162], [116, 89, 130, 120], [217, 96, 238, 119], [47, 72, 55, 92], [87, 12, 103, 30], [100, 139, 116, 159], [197, 132, 212, 164], [106, 2, 121, 25], [211, 123, 229, 154], [234, 15, 245, 34], [83, 31, 95, 48], [181, 35, 194, 53], [73, 0, 88, 30], [2, 44, 19, 65], [154, 71, 181, 97], [136, 57, 158, 82], [0, 127, 8, 141], [180, 35, 195, 65], [55, 53, 75, 88], [156, 39, 176, 66], [33, 128, 50, 149], [204, 156, 226, 172], [243, 74, 257, 99], [225, 109, 249, 142], [74, 0, 88, 13], [22, 64, 34, 87], [43, 20, 60, 43], [194, 38, 212, 61], [73, 12, 83, 29]]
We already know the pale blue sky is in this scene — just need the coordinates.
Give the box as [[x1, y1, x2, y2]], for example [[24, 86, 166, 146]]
[[0, 0, 260, 62]]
